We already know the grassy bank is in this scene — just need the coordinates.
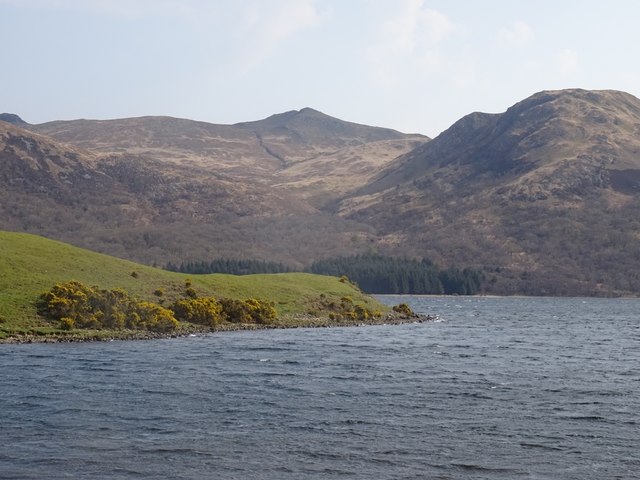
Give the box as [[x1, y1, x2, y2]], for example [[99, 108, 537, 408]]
[[0, 231, 398, 341]]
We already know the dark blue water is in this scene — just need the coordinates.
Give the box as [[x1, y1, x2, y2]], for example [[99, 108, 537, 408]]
[[1, 296, 639, 479]]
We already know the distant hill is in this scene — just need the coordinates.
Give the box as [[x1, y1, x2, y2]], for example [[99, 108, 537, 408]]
[[28, 108, 426, 172], [339, 89, 640, 295], [0, 113, 27, 125], [1, 111, 425, 266], [27, 109, 426, 206], [5, 92, 640, 295], [0, 120, 324, 265]]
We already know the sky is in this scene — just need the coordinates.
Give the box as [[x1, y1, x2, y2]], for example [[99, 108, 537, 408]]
[[1, 0, 639, 137]]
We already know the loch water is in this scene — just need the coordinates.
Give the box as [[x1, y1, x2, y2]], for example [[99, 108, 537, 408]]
[[1, 296, 639, 479]]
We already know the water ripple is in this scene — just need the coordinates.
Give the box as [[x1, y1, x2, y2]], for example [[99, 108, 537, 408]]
[[1, 296, 639, 479]]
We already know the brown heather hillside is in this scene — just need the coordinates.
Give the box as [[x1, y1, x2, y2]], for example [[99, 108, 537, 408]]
[[1, 110, 425, 267], [234, 107, 418, 166], [29, 108, 426, 175], [30, 116, 278, 176], [339, 89, 640, 295], [5, 90, 640, 295]]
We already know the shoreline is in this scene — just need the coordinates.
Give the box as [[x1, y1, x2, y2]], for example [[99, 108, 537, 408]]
[[0, 313, 435, 345]]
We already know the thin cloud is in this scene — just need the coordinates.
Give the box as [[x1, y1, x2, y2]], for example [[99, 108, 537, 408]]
[[380, 0, 454, 54], [235, 0, 327, 73], [365, 0, 458, 87], [498, 20, 534, 47]]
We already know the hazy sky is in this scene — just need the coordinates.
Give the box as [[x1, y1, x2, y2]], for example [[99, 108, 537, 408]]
[[1, 0, 639, 136]]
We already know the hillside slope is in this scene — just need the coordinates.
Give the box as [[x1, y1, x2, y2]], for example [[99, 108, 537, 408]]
[[340, 89, 640, 295], [0, 109, 426, 264], [29, 108, 426, 175], [0, 231, 386, 339], [5, 91, 640, 295], [234, 107, 421, 166], [0, 120, 372, 266]]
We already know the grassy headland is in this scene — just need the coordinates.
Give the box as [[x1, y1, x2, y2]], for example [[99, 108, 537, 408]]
[[0, 231, 412, 342]]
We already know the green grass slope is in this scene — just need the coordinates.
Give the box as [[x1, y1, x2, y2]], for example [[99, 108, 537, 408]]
[[0, 231, 388, 340]]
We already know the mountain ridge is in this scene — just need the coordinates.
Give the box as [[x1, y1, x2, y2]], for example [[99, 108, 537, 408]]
[[0, 109, 425, 267], [338, 88, 640, 295], [22, 108, 427, 183], [3, 90, 640, 295]]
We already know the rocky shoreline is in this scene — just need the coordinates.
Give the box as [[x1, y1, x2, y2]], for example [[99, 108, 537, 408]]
[[0, 313, 435, 344]]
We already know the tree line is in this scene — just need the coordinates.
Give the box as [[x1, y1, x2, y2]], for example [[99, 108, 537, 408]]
[[166, 254, 484, 295], [310, 254, 484, 295], [165, 258, 291, 275]]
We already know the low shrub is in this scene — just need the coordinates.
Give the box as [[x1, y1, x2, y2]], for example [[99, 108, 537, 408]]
[[170, 297, 223, 327], [392, 303, 414, 317], [218, 297, 277, 324], [38, 280, 179, 332]]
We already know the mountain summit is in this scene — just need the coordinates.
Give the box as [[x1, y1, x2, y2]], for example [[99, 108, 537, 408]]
[[233, 107, 423, 166], [340, 89, 640, 295], [28, 108, 425, 171], [359, 89, 640, 196], [235, 107, 411, 152]]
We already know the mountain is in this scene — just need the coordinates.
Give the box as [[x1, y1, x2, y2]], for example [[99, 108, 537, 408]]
[[27, 109, 426, 206], [0, 113, 27, 125], [29, 116, 276, 175], [1, 111, 425, 266], [339, 89, 640, 295], [0, 120, 324, 265], [28, 109, 425, 174], [0, 120, 123, 216], [5, 92, 640, 295], [234, 107, 416, 166]]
